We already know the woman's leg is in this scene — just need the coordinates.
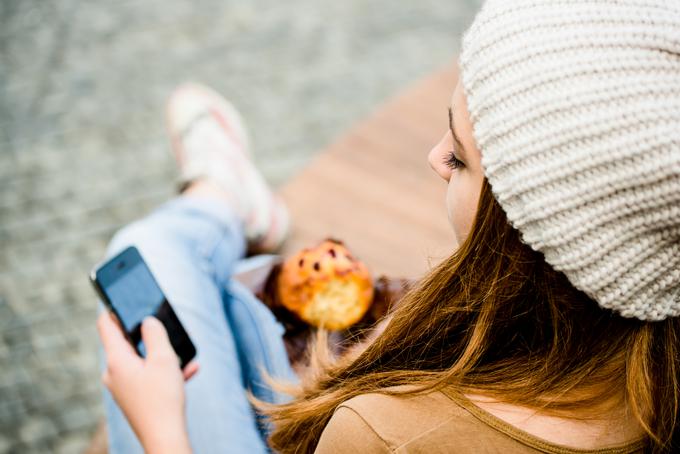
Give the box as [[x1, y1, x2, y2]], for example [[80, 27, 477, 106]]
[[223, 278, 298, 435], [100, 195, 293, 454]]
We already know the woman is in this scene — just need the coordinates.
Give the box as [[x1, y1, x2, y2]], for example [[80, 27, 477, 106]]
[[98, 0, 680, 452]]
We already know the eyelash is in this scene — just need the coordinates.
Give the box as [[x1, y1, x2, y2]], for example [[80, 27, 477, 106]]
[[444, 150, 465, 170]]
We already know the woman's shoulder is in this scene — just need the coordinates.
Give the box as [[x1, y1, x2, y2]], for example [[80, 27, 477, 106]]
[[338, 386, 469, 436], [315, 386, 527, 453]]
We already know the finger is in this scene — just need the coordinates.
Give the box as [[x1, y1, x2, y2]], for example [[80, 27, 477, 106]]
[[182, 361, 200, 381], [108, 311, 124, 330], [101, 369, 112, 389], [97, 312, 137, 359], [141, 317, 178, 363]]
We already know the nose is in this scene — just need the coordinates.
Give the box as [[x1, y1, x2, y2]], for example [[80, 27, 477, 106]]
[[427, 147, 439, 173], [428, 134, 451, 182]]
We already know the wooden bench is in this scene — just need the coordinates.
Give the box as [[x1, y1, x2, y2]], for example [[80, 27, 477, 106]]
[[85, 64, 459, 454], [279, 65, 458, 277]]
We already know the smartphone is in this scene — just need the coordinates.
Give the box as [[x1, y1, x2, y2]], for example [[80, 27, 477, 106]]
[[90, 246, 196, 368]]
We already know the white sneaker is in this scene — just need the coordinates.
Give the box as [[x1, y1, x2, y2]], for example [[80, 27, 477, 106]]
[[166, 83, 290, 254]]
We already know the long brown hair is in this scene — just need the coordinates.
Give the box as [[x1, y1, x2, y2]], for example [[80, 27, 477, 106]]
[[265, 180, 680, 453]]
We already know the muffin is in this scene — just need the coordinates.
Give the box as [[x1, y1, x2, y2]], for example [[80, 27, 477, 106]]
[[277, 239, 373, 330]]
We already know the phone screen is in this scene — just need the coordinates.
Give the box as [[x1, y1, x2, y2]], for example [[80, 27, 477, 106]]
[[105, 262, 164, 333], [92, 246, 196, 367]]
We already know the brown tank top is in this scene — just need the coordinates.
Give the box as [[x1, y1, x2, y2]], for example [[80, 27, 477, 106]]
[[315, 387, 644, 453]]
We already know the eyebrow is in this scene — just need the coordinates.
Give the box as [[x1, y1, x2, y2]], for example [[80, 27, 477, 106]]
[[448, 106, 467, 158]]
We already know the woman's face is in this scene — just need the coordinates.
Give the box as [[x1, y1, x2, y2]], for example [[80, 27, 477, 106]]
[[428, 79, 485, 245]]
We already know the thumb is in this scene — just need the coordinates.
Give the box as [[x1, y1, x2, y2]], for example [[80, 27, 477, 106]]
[[141, 316, 177, 363]]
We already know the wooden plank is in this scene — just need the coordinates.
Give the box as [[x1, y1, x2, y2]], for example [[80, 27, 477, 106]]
[[280, 65, 459, 278]]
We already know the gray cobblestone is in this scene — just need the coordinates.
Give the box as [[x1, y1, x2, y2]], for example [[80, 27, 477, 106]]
[[19, 416, 59, 445], [54, 433, 89, 454], [0, 0, 481, 450], [0, 434, 10, 453]]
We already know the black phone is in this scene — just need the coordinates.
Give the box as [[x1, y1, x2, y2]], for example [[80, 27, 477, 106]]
[[90, 246, 196, 368]]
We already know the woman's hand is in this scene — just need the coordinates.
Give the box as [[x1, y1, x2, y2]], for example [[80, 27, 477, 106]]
[[97, 312, 199, 454]]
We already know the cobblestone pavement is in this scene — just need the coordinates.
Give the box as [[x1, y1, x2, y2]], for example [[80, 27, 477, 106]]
[[0, 0, 481, 452]]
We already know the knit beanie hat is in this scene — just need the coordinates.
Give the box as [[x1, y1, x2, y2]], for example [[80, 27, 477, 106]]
[[460, 0, 680, 321]]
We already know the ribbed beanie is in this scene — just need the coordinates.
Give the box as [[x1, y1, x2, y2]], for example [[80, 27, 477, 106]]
[[460, 0, 680, 320]]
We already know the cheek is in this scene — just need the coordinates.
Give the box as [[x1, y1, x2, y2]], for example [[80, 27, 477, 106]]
[[445, 173, 482, 244]]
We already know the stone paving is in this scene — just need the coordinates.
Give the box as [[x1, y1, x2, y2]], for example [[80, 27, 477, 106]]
[[0, 0, 481, 452]]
